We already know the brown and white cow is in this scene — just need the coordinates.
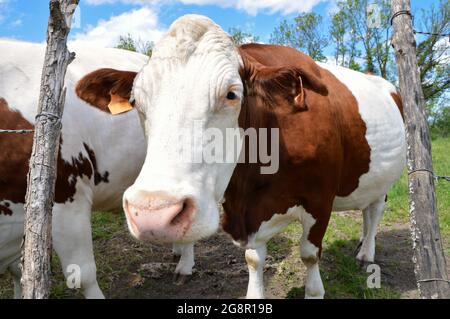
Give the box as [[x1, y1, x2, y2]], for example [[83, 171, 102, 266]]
[[0, 39, 149, 298], [78, 15, 406, 299], [0, 39, 194, 298]]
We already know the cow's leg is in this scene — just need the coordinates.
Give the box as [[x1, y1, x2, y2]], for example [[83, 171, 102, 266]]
[[52, 202, 104, 299], [354, 208, 370, 255], [245, 245, 267, 299], [361, 209, 370, 244], [299, 206, 332, 299], [357, 195, 385, 263], [172, 242, 195, 285], [9, 260, 22, 299]]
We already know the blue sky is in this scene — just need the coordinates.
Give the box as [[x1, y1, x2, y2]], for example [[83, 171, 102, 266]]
[[0, 0, 436, 50]]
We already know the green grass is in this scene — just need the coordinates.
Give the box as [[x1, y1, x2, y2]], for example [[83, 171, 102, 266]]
[[91, 211, 125, 241], [384, 137, 450, 253]]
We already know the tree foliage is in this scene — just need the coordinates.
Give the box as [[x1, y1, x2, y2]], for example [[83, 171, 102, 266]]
[[416, 0, 449, 102], [270, 13, 328, 61], [116, 34, 153, 57], [228, 27, 260, 45], [269, 0, 449, 135]]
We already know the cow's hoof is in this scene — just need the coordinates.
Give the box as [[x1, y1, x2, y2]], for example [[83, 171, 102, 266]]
[[173, 273, 191, 285], [353, 241, 363, 256], [357, 259, 372, 269]]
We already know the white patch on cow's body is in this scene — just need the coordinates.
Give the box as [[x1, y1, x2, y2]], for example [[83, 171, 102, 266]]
[[0, 39, 148, 298], [317, 63, 406, 212], [245, 205, 304, 249]]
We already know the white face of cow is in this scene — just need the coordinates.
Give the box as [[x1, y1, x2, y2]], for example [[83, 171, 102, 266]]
[[123, 15, 244, 244]]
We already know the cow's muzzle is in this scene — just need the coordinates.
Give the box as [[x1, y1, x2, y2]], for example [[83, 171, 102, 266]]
[[123, 190, 195, 243]]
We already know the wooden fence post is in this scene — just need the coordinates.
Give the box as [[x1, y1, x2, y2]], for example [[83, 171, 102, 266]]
[[21, 0, 79, 299], [391, 0, 450, 299]]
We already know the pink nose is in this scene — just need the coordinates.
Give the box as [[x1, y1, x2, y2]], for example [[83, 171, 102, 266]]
[[123, 191, 195, 243]]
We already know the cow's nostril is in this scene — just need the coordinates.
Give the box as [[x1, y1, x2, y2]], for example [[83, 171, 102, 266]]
[[170, 198, 194, 226]]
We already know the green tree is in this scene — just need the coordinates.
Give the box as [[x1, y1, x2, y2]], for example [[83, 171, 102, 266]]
[[116, 34, 137, 52], [270, 12, 327, 61], [329, 10, 361, 70], [416, 0, 449, 102], [333, 0, 393, 78], [228, 27, 259, 45], [116, 34, 153, 57], [330, 11, 347, 66]]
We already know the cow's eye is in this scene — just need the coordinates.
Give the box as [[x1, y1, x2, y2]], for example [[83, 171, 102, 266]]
[[226, 91, 237, 100]]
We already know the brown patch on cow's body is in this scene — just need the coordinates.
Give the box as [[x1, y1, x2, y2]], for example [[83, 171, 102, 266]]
[[0, 98, 34, 215], [222, 44, 371, 255], [390, 92, 404, 120], [75, 68, 137, 113], [0, 97, 109, 214]]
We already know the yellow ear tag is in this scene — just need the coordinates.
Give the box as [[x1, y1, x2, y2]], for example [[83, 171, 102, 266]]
[[108, 93, 133, 115]]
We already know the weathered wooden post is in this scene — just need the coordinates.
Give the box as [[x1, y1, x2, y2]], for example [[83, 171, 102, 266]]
[[391, 0, 450, 299], [21, 0, 79, 299]]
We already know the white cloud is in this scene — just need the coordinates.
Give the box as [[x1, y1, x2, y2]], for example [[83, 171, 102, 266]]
[[70, 7, 166, 48], [85, 0, 327, 16]]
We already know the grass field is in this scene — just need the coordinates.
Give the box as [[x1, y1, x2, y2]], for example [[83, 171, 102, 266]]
[[1, 138, 449, 299]]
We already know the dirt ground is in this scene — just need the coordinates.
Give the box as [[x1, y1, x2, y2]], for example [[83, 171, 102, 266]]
[[1, 211, 448, 299]]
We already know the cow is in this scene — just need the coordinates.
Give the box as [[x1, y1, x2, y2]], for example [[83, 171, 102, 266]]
[[77, 15, 406, 299], [0, 39, 194, 298]]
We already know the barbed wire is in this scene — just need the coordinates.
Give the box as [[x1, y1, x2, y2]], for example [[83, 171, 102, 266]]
[[408, 168, 450, 182], [390, 9, 449, 40], [414, 30, 450, 38], [435, 175, 450, 182], [0, 129, 34, 134]]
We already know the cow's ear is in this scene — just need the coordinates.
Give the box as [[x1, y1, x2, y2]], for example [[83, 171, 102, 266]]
[[76, 68, 137, 115], [239, 51, 328, 111]]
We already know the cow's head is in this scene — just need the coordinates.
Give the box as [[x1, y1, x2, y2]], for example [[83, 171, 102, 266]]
[[76, 14, 326, 244]]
